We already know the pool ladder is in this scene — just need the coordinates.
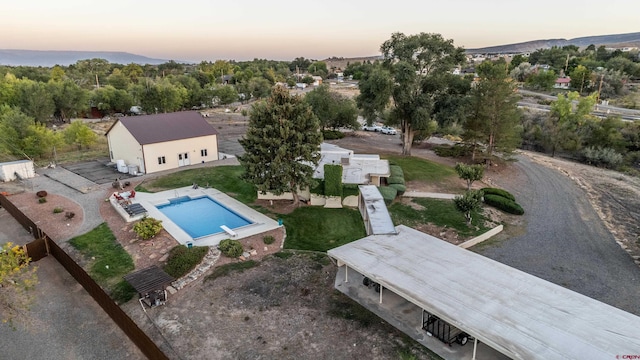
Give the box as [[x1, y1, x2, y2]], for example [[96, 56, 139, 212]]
[[174, 190, 179, 198]]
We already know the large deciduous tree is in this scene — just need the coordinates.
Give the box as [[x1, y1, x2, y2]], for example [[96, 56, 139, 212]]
[[304, 85, 359, 130], [239, 86, 322, 205], [544, 91, 597, 157], [357, 32, 466, 155]]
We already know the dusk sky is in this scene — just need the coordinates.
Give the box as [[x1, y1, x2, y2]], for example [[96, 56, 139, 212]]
[[3, 0, 639, 62]]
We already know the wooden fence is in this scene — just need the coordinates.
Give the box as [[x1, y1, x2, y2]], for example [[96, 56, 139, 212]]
[[0, 193, 169, 360]]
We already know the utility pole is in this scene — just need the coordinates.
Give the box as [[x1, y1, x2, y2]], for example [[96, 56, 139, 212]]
[[595, 73, 605, 110]]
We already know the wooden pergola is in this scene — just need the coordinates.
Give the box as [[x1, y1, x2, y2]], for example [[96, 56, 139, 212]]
[[123, 265, 174, 308]]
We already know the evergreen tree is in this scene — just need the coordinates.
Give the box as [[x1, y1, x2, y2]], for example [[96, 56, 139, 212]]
[[463, 61, 521, 163], [239, 86, 322, 205]]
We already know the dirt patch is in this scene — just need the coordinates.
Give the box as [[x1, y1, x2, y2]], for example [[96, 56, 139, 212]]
[[127, 253, 436, 360], [7, 192, 83, 241]]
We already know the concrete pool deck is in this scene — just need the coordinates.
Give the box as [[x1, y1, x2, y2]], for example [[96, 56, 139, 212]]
[[133, 186, 281, 247]]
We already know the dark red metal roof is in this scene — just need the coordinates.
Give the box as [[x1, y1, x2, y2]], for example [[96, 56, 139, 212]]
[[115, 111, 218, 145]]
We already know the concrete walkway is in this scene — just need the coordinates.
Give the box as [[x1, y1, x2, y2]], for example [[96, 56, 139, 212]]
[[403, 191, 457, 200]]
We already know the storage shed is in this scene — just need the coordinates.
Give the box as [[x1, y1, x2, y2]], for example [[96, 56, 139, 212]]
[[0, 160, 35, 182]]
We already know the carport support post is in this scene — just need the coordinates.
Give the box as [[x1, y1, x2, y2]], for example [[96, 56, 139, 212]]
[[379, 285, 383, 304], [472, 338, 478, 360], [344, 265, 348, 283]]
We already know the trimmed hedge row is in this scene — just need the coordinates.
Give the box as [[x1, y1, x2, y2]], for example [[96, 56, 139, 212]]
[[389, 183, 406, 195], [433, 144, 472, 158], [378, 186, 398, 205], [484, 194, 524, 215], [322, 130, 345, 140], [390, 165, 404, 177], [481, 187, 515, 201]]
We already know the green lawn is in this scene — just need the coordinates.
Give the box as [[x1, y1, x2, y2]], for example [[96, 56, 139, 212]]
[[69, 223, 135, 301], [389, 198, 490, 238], [139, 166, 257, 203], [281, 207, 366, 252], [383, 155, 456, 182]]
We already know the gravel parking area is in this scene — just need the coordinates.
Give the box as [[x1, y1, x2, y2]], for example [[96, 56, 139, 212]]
[[476, 154, 640, 316]]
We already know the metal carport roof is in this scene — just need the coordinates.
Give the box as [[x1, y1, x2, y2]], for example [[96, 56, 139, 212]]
[[327, 225, 640, 360]]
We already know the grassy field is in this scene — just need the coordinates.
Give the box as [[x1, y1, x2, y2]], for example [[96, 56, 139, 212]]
[[383, 155, 457, 182], [389, 198, 490, 238], [281, 207, 366, 252], [138, 165, 257, 204], [69, 223, 136, 302]]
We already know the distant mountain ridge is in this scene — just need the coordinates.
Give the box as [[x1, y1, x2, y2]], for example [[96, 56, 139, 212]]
[[466, 32, 640, 54], [0, 50, 172, 66]]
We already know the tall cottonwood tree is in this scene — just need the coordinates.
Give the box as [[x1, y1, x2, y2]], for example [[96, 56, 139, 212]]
[[239, 86, 322, 205], [357, 32, 466, 155], [463, 61, 521, 163]]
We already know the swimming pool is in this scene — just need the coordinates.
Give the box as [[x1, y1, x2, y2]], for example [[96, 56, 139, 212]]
[[156, 196, 253, 239]]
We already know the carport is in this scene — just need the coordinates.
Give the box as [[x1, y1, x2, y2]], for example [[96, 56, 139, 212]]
[[328, 225, 640, 359]]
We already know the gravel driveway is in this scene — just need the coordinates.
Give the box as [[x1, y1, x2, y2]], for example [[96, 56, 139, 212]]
[[476, 155, 640, 315]]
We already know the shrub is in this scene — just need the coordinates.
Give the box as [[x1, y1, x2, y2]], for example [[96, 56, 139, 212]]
[[581, 147, 623, 169], [389, 183, 406, 195], [163, 245, 208, 278], [378, 186, 397, 205], [433, 144, 472, 158], [53, 207, 64, 214], [322, 130, 345, 140], [389, 165, 404, 177], [241, 109, 248, 116], [324, 164, 343, 197], [484, 194, 524, 215], [218, 239, 244, 258], [481, 187, 515, 201], [387, 175, 405, 185], [263, 235, 275, 245], [38, 197, 47, 204], [133, 217, 163, 240], [36, 190, 47, 198]]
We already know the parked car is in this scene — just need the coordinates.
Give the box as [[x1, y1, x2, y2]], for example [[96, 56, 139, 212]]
[[362, 124, 382, 132], [381, 126, 397, 135]]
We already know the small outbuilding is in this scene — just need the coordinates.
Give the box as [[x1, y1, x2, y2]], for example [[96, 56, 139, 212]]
[[106, 111, 219, 174], [123, 265, 175, 308], [0, 160, 35, 182]]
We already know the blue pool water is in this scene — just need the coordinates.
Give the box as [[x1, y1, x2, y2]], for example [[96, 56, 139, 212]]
[[156, 196, 252, 239]]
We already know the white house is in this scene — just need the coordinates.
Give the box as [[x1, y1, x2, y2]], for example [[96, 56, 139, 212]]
[[313, 143, 390, 186], [105, 111, 219, 174], [554, 77, 571, 89]]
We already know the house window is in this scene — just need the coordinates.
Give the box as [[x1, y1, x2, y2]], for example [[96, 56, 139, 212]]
[[158, 156, 166, 165], [201, 149, 208, 157]]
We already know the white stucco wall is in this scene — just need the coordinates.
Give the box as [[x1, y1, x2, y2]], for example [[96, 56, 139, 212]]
[[107, 122, 145, 172], [0, 160, 35, 182], [142, 135, 218, 174]]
